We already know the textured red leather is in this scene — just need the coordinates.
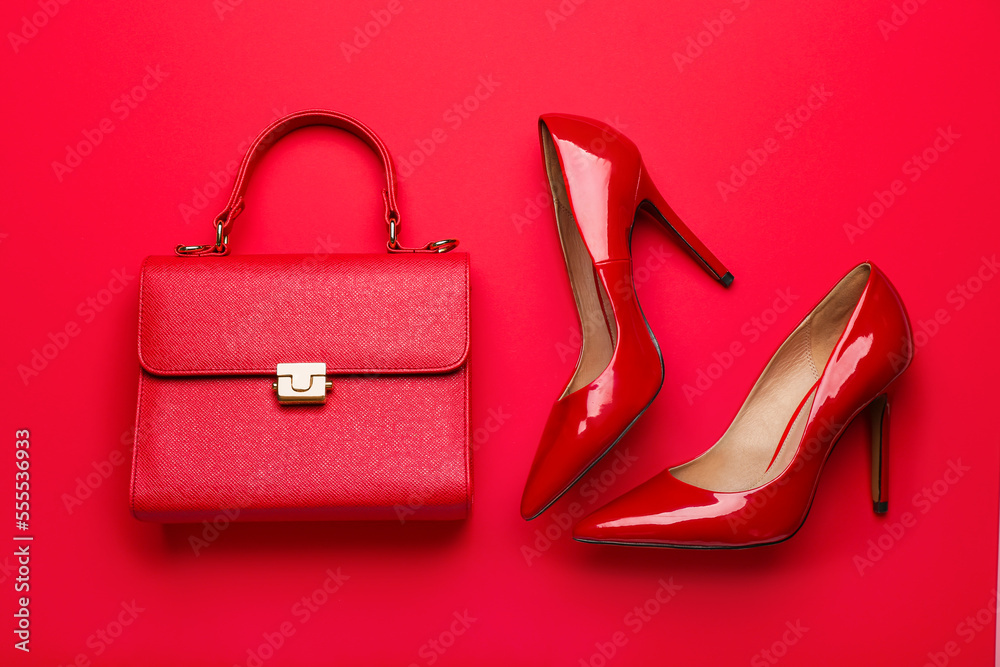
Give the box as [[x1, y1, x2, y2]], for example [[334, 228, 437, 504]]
[[131, 252, 470, 522], [131, 109, 470, 522], [138, 254, 468, 376]]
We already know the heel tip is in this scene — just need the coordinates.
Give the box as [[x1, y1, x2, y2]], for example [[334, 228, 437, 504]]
[[873, 501, 888, 514], [721, 272, 734, 288]]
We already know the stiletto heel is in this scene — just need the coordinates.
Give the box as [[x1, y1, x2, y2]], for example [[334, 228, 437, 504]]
[[636, 167, 733, 287], [867, 394, 890, 514], [520, 114, 734, 520], [573, 262, 913, 548]]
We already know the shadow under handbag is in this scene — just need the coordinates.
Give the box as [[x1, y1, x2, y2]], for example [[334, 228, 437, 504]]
[[130, 110, 470, 522]]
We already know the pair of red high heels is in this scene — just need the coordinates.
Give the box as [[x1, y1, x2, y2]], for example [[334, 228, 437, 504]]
[[520, 114, 913, 549]]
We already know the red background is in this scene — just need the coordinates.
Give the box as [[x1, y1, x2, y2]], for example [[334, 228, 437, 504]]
[[2, 0, 999, 665]]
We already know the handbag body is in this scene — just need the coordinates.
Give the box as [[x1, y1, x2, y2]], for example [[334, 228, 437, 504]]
[[130, 110, 470, 522]]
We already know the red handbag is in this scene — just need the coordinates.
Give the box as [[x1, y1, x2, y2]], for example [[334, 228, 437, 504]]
[[130, 110, 470, 522]]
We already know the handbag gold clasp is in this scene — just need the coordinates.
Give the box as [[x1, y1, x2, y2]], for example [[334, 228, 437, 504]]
[[272, 363, 332, 405]]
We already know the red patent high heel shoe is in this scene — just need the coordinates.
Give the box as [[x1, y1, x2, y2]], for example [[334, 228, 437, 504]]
[[573, 263, 913, 547], [520, 114, 733, 520]]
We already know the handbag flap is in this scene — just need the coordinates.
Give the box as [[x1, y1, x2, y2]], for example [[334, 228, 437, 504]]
[[138, 253, 469, 376]]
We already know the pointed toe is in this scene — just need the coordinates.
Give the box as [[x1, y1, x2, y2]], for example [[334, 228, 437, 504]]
[[520, 374, 659, 521], [520, 398, 600, 520], [572, 505, 625, 543], [520, 455, 565, 520], [572, 470, 762, 548], [572, 471, 694, 546], [519, 484, 549, 521]]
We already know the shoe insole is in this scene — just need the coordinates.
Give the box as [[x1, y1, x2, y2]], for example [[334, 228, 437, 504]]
[[541, 124, 617, 398], [671, 265, 871, 492]]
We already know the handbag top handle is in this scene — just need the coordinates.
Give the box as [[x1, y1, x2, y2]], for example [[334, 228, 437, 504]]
[[175, 109, 458, 256]]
